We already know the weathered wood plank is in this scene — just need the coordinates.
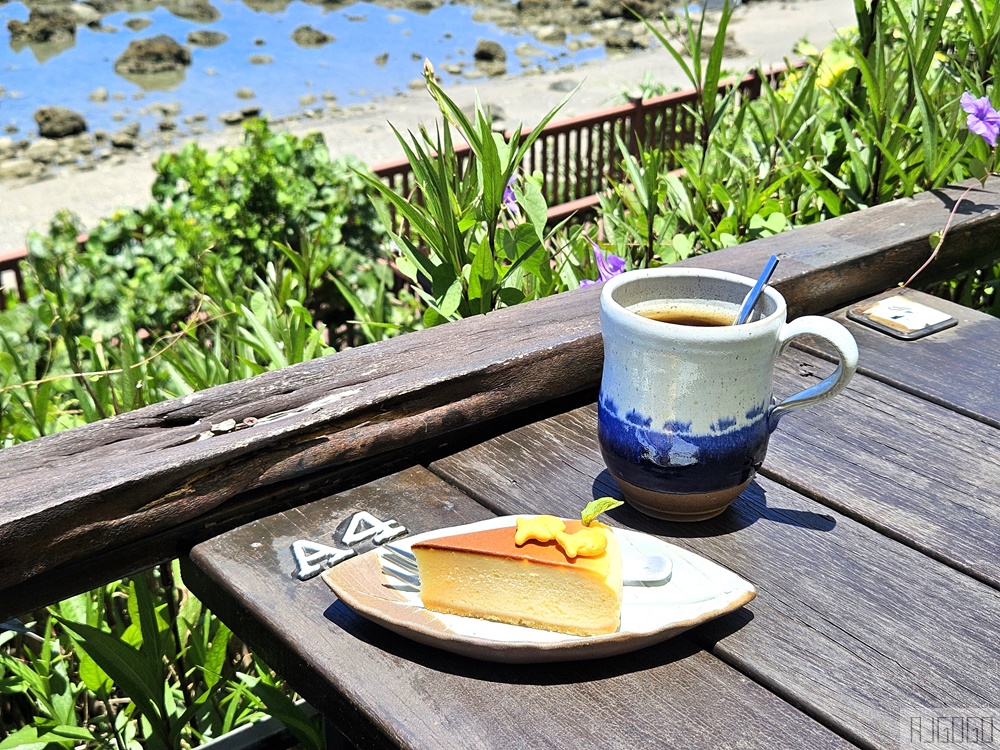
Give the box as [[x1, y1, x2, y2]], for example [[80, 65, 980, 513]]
[[429, 404, 1000, 748], [3, 177, 1000, 612], [765, 350, 1000, 586], [0, 290, 604, 598], [795, 289, 1000, 428], [182, 466, 857, 750]]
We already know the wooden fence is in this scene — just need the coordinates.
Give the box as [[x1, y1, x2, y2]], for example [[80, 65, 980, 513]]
[[0, 65, 792, 309], [370, 64, 792, 226]]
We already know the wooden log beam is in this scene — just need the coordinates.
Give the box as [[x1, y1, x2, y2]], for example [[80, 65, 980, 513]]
[[2, 176, 999, 617]]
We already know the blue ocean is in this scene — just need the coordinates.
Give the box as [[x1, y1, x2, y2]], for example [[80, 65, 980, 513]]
[[0, 1, 605, 140]]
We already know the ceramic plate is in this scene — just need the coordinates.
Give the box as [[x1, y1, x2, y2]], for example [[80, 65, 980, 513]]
[[322, 516, 756, 663]]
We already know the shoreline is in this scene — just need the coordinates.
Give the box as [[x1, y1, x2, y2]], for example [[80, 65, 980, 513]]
[[0, 0, 856, 256]]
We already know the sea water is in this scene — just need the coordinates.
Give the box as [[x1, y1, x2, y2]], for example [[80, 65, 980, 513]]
[[0, 0, 604, 140]]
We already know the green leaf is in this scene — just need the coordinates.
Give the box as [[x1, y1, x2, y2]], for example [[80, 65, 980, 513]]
[[202, 622, 232, 690], [423, 306, 446, 328], [970, 157, 989, 184], [516, 178, 548, 241], [0, 351, 15, 378], [131, 576, 167, 668], [0, 725, 49, 750], [34, 722, 95, 742], [56, 618, 169, 750], [468, 238, 497, 315], [437, 276, 464, 318], [504, 224, 545, 279], [702, 0, 734, 128], [238, 674, 323, 750], [496, 288, 526, 307], [582, 497, 624, 526], [78, 645, 113, 696]]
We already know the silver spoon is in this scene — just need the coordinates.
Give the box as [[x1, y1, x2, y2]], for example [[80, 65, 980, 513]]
[[735, 254, 780, 324]]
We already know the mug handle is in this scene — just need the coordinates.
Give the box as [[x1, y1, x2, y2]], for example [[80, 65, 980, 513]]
[[768, 316, 859, 432]]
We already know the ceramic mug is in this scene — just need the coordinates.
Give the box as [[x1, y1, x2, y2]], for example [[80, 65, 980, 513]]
[[598, 267, 858, 521]]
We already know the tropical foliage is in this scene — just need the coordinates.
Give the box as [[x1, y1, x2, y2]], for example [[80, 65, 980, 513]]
[[2, 0, 999, 746]]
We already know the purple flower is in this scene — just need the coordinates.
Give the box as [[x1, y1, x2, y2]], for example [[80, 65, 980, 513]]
[[502, 175, 518, 214], [961, 91, 1000, 148], [580, 238, 626, 287]]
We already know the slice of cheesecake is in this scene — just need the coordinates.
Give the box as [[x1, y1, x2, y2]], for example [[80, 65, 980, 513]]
[[411, 519, 623, 636]]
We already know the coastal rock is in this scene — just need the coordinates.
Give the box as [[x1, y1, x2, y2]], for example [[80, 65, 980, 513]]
[[474, 39, 506, 62], [594, 0, 670, 19], [124, 18, 154, 32], [163, 0, 221, 23], [81, 0, 122, 16], [68, 4, 103, 26], [25, 138, 60, 163], [605, 28, 647, 50], [34, 107, 87, 139], [292, 25, 334, 46], [515, 42, 544, 57], [533, 24, 566, 44], [219, 106, 261, 126], [188, 30, 228, 46], [114, 35, 192, 76], [0, 157, 37, 180], [7, 9, 78, 44], [111, 123, 141, 149]]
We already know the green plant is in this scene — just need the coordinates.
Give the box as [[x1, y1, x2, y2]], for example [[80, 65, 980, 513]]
[[357, 62, 578, 325], [1, 565, 323, 750]]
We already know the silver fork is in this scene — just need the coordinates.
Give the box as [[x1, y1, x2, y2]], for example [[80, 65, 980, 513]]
[[378, 543, 672, 587]]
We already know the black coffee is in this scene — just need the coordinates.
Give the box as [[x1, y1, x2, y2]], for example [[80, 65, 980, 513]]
[[638, 307, 735, 327]]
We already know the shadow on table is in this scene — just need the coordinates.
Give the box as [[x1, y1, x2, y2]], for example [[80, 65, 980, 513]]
[[322, 601, 754, 684], [591, 472, 837, 538]]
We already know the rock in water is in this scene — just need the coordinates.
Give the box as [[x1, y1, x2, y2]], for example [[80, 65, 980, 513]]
[[187, 30, 228, 47], [291, 25, 335, 46], [34, 107, 88, 139], [114, 35, 192, 75], [7, 9, 77, 45], [474, 39, 506, 62]]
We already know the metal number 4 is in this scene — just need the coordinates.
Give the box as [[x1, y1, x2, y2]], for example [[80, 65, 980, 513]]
[[291, 540, 355, 581], [341, 511, 407, 545], [291, 511, 407, 580]]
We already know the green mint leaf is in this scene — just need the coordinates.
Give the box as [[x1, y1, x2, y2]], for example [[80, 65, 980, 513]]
[[582, 497, 624, 526]]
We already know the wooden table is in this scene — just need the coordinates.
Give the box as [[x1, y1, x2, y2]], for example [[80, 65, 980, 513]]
[[180, 288, 1000, 750]]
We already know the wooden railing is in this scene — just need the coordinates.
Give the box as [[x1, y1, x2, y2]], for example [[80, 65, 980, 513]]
[[0, 248, 28, 310], [371, 65, 793, 227], [2, 176, 1000, 619]]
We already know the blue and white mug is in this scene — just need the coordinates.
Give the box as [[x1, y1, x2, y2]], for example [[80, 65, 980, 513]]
[[598, 267, 858, 521]]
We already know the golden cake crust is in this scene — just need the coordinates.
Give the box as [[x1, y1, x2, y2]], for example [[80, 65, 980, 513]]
[[412, 519, 609, 572]]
